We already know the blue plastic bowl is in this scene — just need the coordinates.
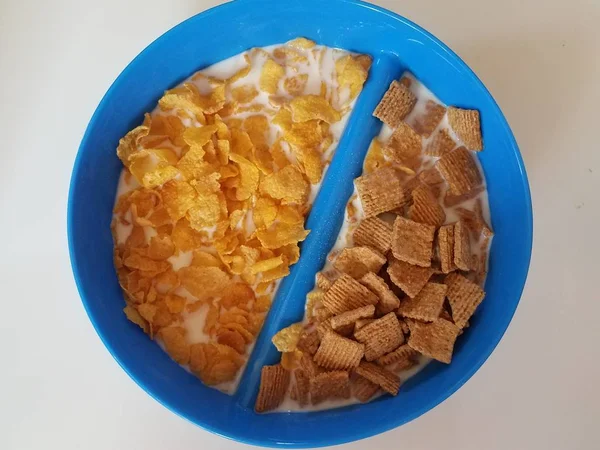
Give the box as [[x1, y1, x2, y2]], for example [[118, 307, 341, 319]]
[[68, 0, 532, 447]]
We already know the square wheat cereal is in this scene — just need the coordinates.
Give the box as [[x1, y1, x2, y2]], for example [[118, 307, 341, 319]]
[[410, 100, 446, 137], [314, 306, 333, 323], [352, 217, 393, 254], [372, 80, 417, 128], [314, 330, 364, 370], [255, 364, 291, 412], [297, 329, 320, 355], [315, 272, 334, 291], [447, 107, 483, 151], [300, 352, 325, 378], [293, 368, 310, 407], [354, 318, 375, 331], [354, 361, 401, 395], [407, 319, 460, 364], [444, 272, 485, 329], [418, 166, 445, 186], [333, 246, 386, 279], [310, 370, 351, 405], [407, 184, 446, 227], [437, 147, 482, 196], [323, 273, 379, 314], [383, 122, 422, 169], [437, 224, 456, 274], [352, 374, 380, 402], [424, 129, 455, 157], [330, 305, 376, 331], [354, 312, 405, 361], [397, 282, 447, 322], [359, 272, 401, 314], [443, 185, 486, 208], [453, 220, 472, 271], [391, 216, 435, 267], [387, 257, 434, 298], [376, 344, 419, 366], [355, 167, 408, 218]]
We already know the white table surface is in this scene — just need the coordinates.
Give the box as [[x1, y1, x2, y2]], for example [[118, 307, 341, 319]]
[[2, 0, 599, 448]]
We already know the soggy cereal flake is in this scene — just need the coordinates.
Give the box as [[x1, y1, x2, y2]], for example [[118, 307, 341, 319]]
[[447, 107, 483, 151], [363, 138, 386, 174], [217, 329, 246, 354], [253, 196, 278, 229], [314, 330, 364, 370], [335, 54, 370, 101], [255, 364, 290, 412], [425, 129, 455, 157], [295, 147, 324, 184], [392, 216, 435, 267], [354, 361, 401, 395], [141, 165, 179, 189], [171, 218, 206, 252], [189, 342, 243, 385], [161, 180, 197, 222], [407, 319, 459, 364], [147, 235, 175, 260], [259, 58, 285, 94], [310, 370, 351, 405], [359, 272, 401, 315], [444, 272, 485, 329], [231, 84, 258, 104], [387, 257, 434, 298], [354, 312, 404, 361], [259, 165, 309, 204], [383, 123, 422, 169], [123, 304, 149, 334], [283, 120, 323, 149], [288, 37, 316, 49], [408, 184, 446, 227], [373, 80, 417, 128], [305, 290, 324, 319], [164, 294, 186, 314], [437, 147, 482, 196], [284, 74, 308, 96], [290, 95, 341, 124], [398, 282, 447, 322], [158, 326, 190, 364], [272, 323, 303, 353], [256, 222, 310, 249], [323, 274, 379, 314], [355, 167, 407, 218], [333, 246, 386, 279], [229, 153, 260, 200], [251, 256, 284, 274], [178, 266, 230, 299]]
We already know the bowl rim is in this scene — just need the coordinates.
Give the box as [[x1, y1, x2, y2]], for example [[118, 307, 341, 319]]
[[68, 0, 533, 446]]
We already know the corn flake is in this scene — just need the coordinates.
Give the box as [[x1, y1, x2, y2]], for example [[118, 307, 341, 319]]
[[259, 58, 285, 94], [272, 323, 303, 352], [290, 95, 341, 124]]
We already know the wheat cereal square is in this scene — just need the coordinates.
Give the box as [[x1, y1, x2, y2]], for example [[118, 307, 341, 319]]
[[352, 217, 393, 254], [424, 128, 456, 156], [410, 100, 447, 137], [255, 364, 291, 412], [447, 107, 483, 151], [352, 375, 380, 402], [453, 220, 472, 271], [387, 257, 434, 298], [376, 344, 419, 366], [314, 330, 364, 370], [437, 147, 482, 196], [408, 184, 446, 227], [354, 318, 375, 331], [392, 216, 435, 267], [418, 166, 445, 186], [444, 272, 485, 329], [355, 167, 408, 218], [300, 352, 325, 378], [293, 368, 310, 406], [323, 273, 379, 314], [372, 80, 417, 128], [314, 306, 333, 323], [354, 361, 401, 395], [333, 246, 386, 279], [310, 370, 351, 405], [297, 329, 320, 355], [437, 224, 457, 274], [407, 318, 460, 363], [383, 122, 423, 169], [359, 272, 401, 315], [397, 282, 447, 321], [354, 312, 405, 361], [315, 272, 334, 291], [330, 305, 376, 332]]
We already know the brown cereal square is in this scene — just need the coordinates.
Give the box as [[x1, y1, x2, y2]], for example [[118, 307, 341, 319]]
[[437, 224, 457, 274], [391, 216, 435, 267], [410, 100, 447, 137], [323, 273, 379, 314], [316, 320, 334, 338], [407, 319, 460, 363], [354, 361, 401, 395], [397, 282, 447, 322], [443, 185, 486, 208], [314, 330, 364, 370], [359, 272, 401, 315], [453, 220, 472, 271], [314, 306, 333, 323], [315, 272, 334, 291], [354, 312, 405, 361], [352, 375, 380, 402], [407, 184, 446, 228], [352, 217, 393, 254], [387, 257, 434, 298], [330, 305, 376, 332], [255, 364, 291, 412], [447, 107, 483, 151], [300, 352, 325, 378], [418, 166, 445, 186], [398, 318, 410, 335], [372, 80, 417, 128], [437, 147, 482, 196], [310, 370, 351, 405], [296, 329, 320, 355], [444, 272, 485, 329], [293, 368, 310, 407], [383, 122, 423, 169], [376, 344, 419, 366], [355, 167, 408, 218], [424, 129, 456, 157], [333, 246, 386, 279], [354, 318, 375, 331]]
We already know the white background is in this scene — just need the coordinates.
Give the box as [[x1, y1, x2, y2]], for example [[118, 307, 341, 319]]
[[2, 0, 599, 448]]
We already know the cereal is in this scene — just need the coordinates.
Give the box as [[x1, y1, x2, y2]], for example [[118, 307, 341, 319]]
[[157, 326, 190, 365], [293, 369, 310, 406], [354, 312, 405, 361], [313, 330, 365, 370], [354, 361, 401, 395], [418, 166, 445, 186], [351, 375, 380, 402], [373, 80, 417, 128], [407, 184, 446, 227], [387, 257, 434, 298], [315, 272, 334, 291], [410, 100, 446, 137], [437, 224, 457, 274], [376, 344, 419, 367], [354, 318, 375, 331], [391, 216, 435, 267], [383, 123, 422, 169], [437, 147, 482, 196], [255, 364, 291, 412], [323, 273, 379, 314], [443, 185, 486, 208], [444, 272, 485, 329], [310, 370, 351, 405], [355, 167, 408, 218], [272, 323, 304, 352], [296, 329, 320, 355], [359, 272, 401, 315], [333, 246, 386, 279], [407, 319, 460, 364], [300, 352, 325, 378], [259, 58, 285, 94], [447, 107, 483, 151], [189, 343, 244, 386], [352, 217, 393, 254], [424, 129, 455, 157], [453, 220, 472, 271], [397, 282, 448, 322], [290, 95, 341, 123], [330, 305, 376, 332], [335, 54, 371, 101]]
